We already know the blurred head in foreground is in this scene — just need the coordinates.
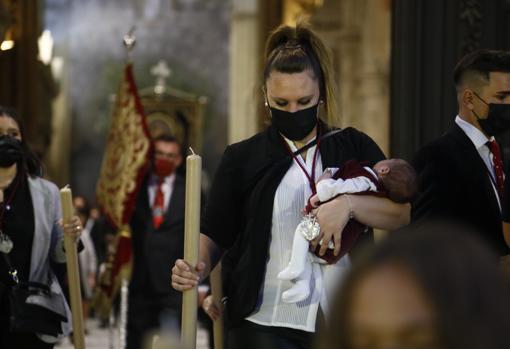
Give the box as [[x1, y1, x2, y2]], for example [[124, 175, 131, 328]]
[[318, 222, 510, 349]]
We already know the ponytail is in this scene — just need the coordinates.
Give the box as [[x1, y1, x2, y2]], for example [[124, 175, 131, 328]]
[[263, 18, 339, 126]]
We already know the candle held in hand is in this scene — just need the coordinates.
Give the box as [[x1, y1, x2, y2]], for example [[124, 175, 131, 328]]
[[181, 148, 202, 349]]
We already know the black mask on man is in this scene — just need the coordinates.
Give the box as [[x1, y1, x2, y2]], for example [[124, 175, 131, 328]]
[[0, 136, 23, 168], [269, 103, 319, 141], [473, 92, 510, 136]]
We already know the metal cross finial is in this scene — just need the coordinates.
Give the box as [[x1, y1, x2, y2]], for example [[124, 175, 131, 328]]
[[150, 60, 172, 94], [123, 26, 136, 61]]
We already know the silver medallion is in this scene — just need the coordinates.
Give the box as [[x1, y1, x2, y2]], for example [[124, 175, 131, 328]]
[[296, 214, 321, 241], [0, 231, 13, 254]]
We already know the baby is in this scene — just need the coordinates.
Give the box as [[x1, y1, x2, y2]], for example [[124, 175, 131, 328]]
[[278, 158, 416, 303]]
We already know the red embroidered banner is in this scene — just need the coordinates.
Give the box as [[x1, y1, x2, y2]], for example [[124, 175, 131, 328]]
[[94, 63, 151, 309], [96, 63, 151, 228]]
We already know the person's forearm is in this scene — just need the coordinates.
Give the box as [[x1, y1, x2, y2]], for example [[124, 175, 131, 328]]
[[348, 195, 410, 230], [199, 233, 224, 279]]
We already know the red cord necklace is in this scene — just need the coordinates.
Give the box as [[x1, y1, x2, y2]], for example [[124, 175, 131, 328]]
[[282, 124, 322, 211]]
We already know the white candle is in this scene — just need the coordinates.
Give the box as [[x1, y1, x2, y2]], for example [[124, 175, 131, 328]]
[[60, 187, 73, 223], [181, 148, 202, 349], [60, 186, 86, 349]]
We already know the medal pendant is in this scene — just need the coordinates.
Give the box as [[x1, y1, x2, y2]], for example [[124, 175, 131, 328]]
[[297, 214, 321, 241], [0, 231, 13, 254]]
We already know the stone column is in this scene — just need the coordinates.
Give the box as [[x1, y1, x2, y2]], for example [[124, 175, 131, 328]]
[[355, 0, 391, 154], [229, 0, 260, 144], [46, 54, 71, 187], [311, 0, 390, 155]]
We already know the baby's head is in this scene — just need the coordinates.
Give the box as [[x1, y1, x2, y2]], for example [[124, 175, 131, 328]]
[[373, 159, 417, 203]]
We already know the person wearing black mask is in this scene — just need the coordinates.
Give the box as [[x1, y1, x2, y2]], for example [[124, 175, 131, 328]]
[[127, 134, 186, 349], [172, 19, 410, 349], [412, 49, 510, 256], [0, 106, 83, 348]]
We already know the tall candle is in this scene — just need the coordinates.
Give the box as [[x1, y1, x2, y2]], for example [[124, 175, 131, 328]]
[[60, 186, 86, 349], [181, 149, 202, 349]]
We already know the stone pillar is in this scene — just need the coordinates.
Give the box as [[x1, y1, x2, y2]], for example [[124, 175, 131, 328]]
[[46, 54, 71, 187], [229, 0, 260, 144], [311, 0, 390, 155], [355, 0, 391, 154]]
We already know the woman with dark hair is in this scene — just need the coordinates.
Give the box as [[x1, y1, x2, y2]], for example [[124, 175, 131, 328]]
[[318, 223, 510, 349], [0, 106, 83, 348], [172, 19, 409, 349], [0, 106, 43, 177]]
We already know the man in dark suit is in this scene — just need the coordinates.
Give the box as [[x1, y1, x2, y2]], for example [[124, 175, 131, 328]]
[[127, 134, 185, 349], [412, 49, 510, 256]]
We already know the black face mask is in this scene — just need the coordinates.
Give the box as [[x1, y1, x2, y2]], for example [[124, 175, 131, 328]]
[[269, 103, 319, 141], [473, 92, 510, 136], [0, 135, 23, 168]]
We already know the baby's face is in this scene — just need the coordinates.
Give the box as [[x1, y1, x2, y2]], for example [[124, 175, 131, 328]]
[[373, 159, 397, 178]]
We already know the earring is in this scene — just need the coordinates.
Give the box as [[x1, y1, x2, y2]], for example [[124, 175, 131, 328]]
[[264, 101, 268, 107]]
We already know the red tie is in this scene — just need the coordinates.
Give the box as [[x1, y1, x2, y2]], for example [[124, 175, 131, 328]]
[[487, 139, 505, 197], [152, 178, 165, 229]]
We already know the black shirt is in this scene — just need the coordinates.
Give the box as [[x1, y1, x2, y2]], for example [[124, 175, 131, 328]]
[[0, 173, 35, 285], [201, 124, 385, 327]]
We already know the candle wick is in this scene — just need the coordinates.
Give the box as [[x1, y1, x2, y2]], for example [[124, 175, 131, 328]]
[[189, 147, 195, 155]]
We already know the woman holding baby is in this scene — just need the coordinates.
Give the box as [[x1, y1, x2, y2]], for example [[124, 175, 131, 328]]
[[171, 19, 410, 349]]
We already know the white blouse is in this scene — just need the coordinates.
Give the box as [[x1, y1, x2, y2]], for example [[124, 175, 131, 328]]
[[246, 137, 351, 332]]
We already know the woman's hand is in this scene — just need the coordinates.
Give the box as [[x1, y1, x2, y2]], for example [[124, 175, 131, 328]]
[[171, 259, 206, 291], [311, 195, 351, 256], [61, 216, 83, 240], [202, 294, 223, 321]]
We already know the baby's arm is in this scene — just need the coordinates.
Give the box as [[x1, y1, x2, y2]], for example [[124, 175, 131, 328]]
[[316, 175, 377, 203]]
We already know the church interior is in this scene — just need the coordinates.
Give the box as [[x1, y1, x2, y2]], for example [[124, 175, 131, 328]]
[[2, 0, 510, 349]]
